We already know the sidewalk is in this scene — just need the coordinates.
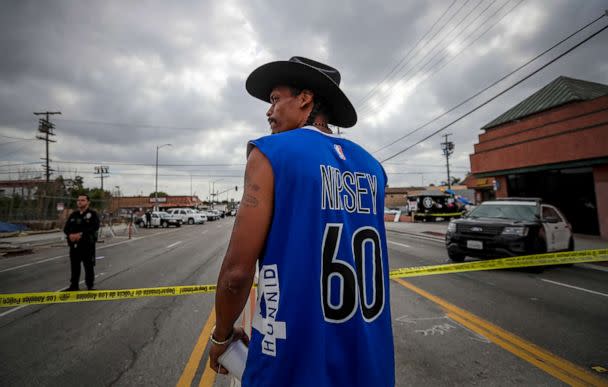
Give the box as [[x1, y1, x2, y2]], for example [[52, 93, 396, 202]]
[[384, 220, 608, 269], [0, 224, 130, 250]]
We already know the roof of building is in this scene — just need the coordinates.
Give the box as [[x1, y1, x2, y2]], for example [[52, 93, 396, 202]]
[[482, 76, 608, 130], [385, 186, 425, 194], [112, 195, 202, 209], [407, 190, 449, 197]]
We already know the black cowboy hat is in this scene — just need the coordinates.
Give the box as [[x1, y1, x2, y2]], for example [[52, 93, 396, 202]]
[[245, 56, 357, 128]]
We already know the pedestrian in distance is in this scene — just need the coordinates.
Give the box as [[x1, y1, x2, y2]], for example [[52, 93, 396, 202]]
[[63, 194, 100, 291], [145, 210, 152, 228], [210, 56, 395, 386]]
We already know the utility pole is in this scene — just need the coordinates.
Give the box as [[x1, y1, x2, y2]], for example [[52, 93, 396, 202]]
[[94, 165, 109, 190], [155, 144, 171, 211], [34, 111, 61, 183], [441, 133, 454, 190]]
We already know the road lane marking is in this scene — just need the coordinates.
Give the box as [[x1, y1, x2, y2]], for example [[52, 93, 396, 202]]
[[0, 272, 105, 318], [0, 228, 182, 274], [446, 313, 584, 386], [167, 241, 183, 249], [177, 306, 216, 387], [540, 279, 608, 298], [198, 357, 216, 387], [389, 241, 411, 248], [393, 278, 607, 386], [386, 229, 445, 244]]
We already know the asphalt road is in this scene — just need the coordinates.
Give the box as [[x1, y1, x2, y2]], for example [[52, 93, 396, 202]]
[[0, 219, 606, 386]]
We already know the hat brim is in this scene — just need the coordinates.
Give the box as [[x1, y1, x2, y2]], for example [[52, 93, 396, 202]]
[[246, 61, 357, 128]]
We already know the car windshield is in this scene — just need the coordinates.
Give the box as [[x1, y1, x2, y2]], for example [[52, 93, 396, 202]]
[[468, 203, 538, 221]]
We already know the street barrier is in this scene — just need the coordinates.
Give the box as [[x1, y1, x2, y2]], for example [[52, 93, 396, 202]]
[[1, 249, 606, 308]]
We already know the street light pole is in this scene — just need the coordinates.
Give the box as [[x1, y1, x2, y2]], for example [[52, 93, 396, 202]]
[[155, 143, 172, 211], [211, 179, 224, 209]]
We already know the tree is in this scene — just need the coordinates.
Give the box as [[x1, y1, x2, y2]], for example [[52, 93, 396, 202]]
[[440, 177, 462, 186], [149, 191, 168, 197]]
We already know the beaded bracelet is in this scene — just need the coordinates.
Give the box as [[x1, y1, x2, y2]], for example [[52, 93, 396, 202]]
[[210, 325, 234, 345]]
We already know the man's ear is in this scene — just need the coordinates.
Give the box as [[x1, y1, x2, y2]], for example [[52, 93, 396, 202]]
[[299, 89, 314, 108]]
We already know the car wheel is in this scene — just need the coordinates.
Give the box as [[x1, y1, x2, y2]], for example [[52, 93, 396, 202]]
[[567, 237, 574, 251], [162, 221, 168, 228], [448, 250, 465, 263], [188, 218, 194, 225]]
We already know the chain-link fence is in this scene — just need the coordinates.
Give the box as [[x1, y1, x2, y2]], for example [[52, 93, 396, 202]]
[[0, 194, 111, 228]]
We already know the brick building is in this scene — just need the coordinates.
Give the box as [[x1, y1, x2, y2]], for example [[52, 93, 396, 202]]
[[385, 187, 411, 208], [469, 76, 608, 238], [110, 195, 203, 214]]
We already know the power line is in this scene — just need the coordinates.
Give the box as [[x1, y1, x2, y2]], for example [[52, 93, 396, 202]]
[[358, 0, 475, 110], [359, 0, 506, 116], [355, 0, 458, 107], [361, 0, 477, 111], [0, 139, 37, 146], [55, 118, 204, 131], [0, 160, 246, 168], [54, 160, 246, 167], [0, 134, 36, 141], [380, 18, 608, 163], [0, 168, 468, 177], [361, 0, 524, 126], [358, 0, 488, 115], [0, 162, 40, 168], [372, 5, 602, 155]]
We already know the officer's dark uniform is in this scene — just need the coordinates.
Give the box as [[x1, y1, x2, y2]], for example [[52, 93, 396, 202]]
[[63, 208, 100, 290]]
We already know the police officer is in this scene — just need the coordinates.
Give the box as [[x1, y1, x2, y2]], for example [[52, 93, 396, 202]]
[[63, 194, 100, 291], [145, 210, 152, 228]]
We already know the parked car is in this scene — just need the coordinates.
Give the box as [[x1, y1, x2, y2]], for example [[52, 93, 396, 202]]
[[203, 210, 220, 221], [137, 211, 182, 228], [445, 198, 573, 262], [166, 208, 206, 224]]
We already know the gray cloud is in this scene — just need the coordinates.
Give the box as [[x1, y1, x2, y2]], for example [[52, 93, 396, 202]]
[[1, 0, 607, 196]]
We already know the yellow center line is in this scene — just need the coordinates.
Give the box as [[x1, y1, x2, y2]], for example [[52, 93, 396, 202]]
[[393, 278, 608, 387], [447, 313, 584, 387], [176, 306, 216, 387], [198, 356, 216, 387]]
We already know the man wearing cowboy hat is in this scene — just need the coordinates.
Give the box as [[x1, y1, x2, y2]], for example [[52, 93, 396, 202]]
[[210, 57, 394, 386]]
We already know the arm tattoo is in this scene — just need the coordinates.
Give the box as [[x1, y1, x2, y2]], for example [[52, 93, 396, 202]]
[[243, 170, 261, 208], [243, 193, 259, 208], [245, 172, 260, 192]]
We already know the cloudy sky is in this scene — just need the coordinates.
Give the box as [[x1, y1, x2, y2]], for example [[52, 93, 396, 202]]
[[1, 0, 607, 201]]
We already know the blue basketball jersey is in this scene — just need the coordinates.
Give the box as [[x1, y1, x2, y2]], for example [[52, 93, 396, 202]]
[[242, 127, 395, 387]]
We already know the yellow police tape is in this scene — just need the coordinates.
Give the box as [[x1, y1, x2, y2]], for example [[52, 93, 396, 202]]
[[389, 249, 608, 279], [1, 249, 606, 308], [0, 285, 216, 308]]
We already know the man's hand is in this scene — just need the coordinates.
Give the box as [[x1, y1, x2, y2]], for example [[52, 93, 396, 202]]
[[68, 233, 81, 242], [209, 327, 249, 374]]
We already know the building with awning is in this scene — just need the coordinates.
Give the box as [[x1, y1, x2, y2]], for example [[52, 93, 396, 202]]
[[469, 76, 608, 238], [110, 195, 203, 214]]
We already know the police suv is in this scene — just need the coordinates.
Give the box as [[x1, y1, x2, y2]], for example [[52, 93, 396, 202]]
[[445, 198, 573, 262]]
